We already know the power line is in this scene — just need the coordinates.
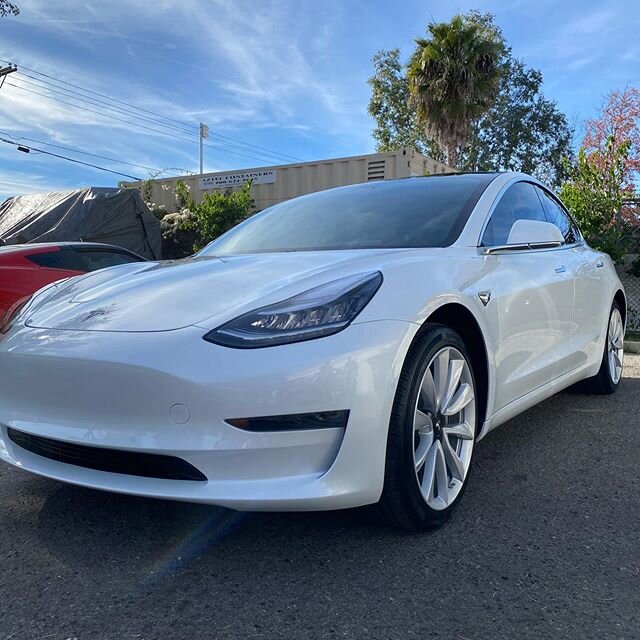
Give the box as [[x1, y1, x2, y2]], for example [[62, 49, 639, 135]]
[[1, 58, 303, 163], [0, 63, 17, 90], [211, 131, 302, 162], [7, 81, 272, 163], [1, 59, 199, 131], [5, 81, 197, 141], [15, 72, 302, 163], [15, 72, 196, 136], [0, 136, 142, 180], [18, 137, 194, 176], [0, 130, 195, 177], [6, 81, 291, 165], [16, 73, 298, 163], [4, 134, 161, 172], [5, 80, 293, 165]]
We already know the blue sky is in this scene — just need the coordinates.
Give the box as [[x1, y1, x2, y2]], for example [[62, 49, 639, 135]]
[[0, 0, 638, 199]]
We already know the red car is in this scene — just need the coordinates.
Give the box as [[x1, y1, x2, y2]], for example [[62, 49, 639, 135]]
[[0, 242, 146, 326]]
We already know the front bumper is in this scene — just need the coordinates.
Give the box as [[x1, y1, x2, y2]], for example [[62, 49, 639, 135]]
[[0, 320, 416, 510]]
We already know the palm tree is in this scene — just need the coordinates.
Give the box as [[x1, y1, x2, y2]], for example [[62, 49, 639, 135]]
[[408, 14, 504, 168], [0, 1, 19, 17]]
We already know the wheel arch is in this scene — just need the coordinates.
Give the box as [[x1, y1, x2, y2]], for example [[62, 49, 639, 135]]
[[414, 302, 491, 437], [614, 289, 627, 327]]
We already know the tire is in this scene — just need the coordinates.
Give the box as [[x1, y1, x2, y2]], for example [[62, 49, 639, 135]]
[[375, 324, 478, 531], [580, 301, 625, 395]]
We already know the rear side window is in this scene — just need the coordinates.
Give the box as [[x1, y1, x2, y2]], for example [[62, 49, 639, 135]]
[[481, 182, 547, 246], [26, 248, 84, 271], [75, 250, 140, 272], [536, 188, 580, 245]]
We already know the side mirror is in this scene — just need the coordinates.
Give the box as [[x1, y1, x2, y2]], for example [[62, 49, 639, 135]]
[[507, 219, 564, 245]]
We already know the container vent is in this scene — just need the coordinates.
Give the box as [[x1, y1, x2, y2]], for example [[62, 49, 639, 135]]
[[367, 160, 386, 181]]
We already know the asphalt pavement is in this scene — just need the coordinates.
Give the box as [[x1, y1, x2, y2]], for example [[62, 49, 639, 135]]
[[2, 356, 639, 640]]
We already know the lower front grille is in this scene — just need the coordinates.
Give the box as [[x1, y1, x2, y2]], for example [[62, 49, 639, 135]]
[[7, 428, 207, 481]]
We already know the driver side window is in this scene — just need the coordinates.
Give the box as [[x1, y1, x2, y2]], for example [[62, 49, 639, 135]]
[[482, 182, 547, 246]]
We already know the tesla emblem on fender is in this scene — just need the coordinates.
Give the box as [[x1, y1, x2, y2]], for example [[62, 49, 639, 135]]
[[478, 291, 492, 307]]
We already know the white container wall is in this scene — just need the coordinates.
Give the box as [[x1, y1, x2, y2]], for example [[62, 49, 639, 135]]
[[120, 149, 451, 212]]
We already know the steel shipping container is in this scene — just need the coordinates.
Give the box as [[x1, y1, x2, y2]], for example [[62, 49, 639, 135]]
[[120, 148, 451, 212]]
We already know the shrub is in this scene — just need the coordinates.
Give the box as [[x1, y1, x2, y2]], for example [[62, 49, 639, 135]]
[[160, 209, 200, 259], [174, 180, 255, 252], [559, 137, 631, 262], [148, 205, 167, 221]]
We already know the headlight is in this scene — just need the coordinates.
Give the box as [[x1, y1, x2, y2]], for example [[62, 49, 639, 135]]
[[204, 271, 383, 348]]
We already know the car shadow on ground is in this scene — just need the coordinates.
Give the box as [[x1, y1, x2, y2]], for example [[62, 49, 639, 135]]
[[36, 482, 380, 585], [33, 375, 638, 587]]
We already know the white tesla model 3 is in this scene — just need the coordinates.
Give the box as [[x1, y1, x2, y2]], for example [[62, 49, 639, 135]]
[[0, 172, 625, 530]]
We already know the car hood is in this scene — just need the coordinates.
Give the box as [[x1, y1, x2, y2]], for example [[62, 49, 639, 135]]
[[24, 250, 402, 332]]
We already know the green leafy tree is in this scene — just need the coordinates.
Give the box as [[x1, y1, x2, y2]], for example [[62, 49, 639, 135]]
[[407, 13, 505, 167], [368, 49, 441, 159], [559, 137, 630, 262], [367, 13, 574, 186], [174, 180, 255, 251], [461, 58, 573, 187], [0, 1, 19, 17]]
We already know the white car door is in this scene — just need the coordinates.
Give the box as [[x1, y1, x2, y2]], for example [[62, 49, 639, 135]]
[[475, 181, 576, 412], [535, 186, 610, 368]]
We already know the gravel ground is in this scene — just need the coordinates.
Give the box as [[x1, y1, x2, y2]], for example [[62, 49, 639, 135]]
[[1, 356, 639, 640]]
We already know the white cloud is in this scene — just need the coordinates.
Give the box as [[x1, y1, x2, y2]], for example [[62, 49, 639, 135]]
[[519, 6, 617, 64], [6, 0, 360, 127], [0, 0, 372, 198], [0, 167, 76, 198], [564, 8, 616, 36]]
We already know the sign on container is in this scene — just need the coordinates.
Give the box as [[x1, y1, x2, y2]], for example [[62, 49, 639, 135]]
[[199, 170, 277, 190]]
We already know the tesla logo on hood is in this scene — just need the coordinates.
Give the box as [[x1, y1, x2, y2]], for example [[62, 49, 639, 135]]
[[81, 308, 109, 322]]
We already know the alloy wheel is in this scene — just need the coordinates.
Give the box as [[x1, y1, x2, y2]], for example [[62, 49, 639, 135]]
[[608, 308, 624, 384], [412, 346, 475, 511]]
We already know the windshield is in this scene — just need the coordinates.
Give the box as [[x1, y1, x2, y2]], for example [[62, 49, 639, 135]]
[[201, 174, 495, 255]]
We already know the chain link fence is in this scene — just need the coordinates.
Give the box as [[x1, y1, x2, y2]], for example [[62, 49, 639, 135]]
[[617, 200, 640, 332], [617, 252, 640, 332]]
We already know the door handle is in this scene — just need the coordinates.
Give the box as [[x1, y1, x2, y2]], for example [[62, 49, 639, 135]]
[[554, 265, 566, 273], [595, 260, 604, 268]]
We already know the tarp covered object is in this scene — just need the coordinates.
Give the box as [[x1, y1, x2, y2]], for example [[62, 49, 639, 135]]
[[0, 187, 162, 259]]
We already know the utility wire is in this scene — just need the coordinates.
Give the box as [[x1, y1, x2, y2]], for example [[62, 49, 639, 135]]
[[15, 72, 301, 163], [0, 59, 199, 131], [2, 59, 303, 162], [210, 131, 302, 162], [0, 136, 142, 180], [6, 81, 289, 165], [2, 132, 195, 178], [0, 129, 195, 176], [17, 73, 296, 163], [9, 135, 162, 172], [5, 81, 197, 142], [15, 73, 196, 136]]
